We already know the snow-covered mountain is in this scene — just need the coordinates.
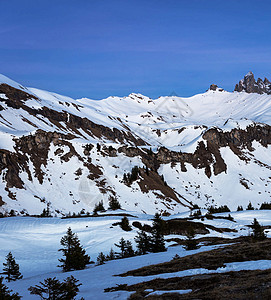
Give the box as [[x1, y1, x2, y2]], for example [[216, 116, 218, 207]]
[[1, 72, 271, 216]]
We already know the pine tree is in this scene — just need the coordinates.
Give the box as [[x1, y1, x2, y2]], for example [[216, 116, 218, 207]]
[[135, 230, 151, 255], [108, 196, 121, 210], [3, 252, 23, 282], [123, 173, 128, 183], [61, 276, 82, 299], [93, 201, 105, 214], [237, 205, 243, 211], [124, 240, 135, 257], [246, 202, 254, 210], [251, 218, 266, 241], [114, 238, 134, 258], [28, 276, 81, 300], [106, 248, 116, 261], [150, 213, 166, 253], [114, 238, 126, 258], [96, 252, 106, 265], [40, 203, 51, 217], [58, 227, 90, 272], [120, 216, 132, 231], [184, 228, 199, 250], [0, 277, 21, 299], [130, 166, 139, 182], [29, 277, 62, 299]]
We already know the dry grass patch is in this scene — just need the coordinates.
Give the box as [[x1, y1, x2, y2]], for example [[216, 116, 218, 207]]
[[120, 238, 271, 277], [106, 269, 271, 300]]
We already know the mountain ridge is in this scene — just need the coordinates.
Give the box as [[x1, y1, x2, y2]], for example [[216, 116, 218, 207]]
[[0, 74, 271, 216]]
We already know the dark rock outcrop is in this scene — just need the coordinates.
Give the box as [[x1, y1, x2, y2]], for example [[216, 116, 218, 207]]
[[117, 123, 271, 178], [0, 84, 147, 147], [234, 72, 271, 94], [209, 84, 224, 92]]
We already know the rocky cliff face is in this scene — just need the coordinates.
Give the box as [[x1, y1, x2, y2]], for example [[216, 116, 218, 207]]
[[234, 72, 271, 94], [1, 74, 271, 216]]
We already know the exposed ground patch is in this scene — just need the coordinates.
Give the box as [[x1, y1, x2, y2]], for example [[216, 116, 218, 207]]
[[119, 238, 271, 277]]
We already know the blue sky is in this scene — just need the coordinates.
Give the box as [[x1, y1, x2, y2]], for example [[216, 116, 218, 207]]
[[1, 0, 271, 99]]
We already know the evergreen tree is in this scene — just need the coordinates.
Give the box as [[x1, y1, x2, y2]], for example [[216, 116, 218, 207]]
[[58, 227, 90, 272], [61, 276, 82, 299], [259, 202, 271, 210], [114, 238, 126, 258], [246, 202, 254, 210], [184, 228, 199, 250], [208, 205, 230, 214], [40, 203, 51, 217], [130, 166, 139, 182], [96, 252, 106, 265], [124, 240, 135, 257], [28, 276, 81, 300], [251, 218, 266, 241], [108, 196, 121, 210], [114, 238, 134, 258], [29, 277, 62, 299], [0, 277, 21, 300], [135, 230, 151, 255], [93, 201, 105, 214], [106, 248, 116, 261], [123, 173, 128, 183], [3, 252, 23, 282], [119, 216, 132, 231], [190, 209, 201, 218], [237, 205, 243, 211], [150, 213, 166, 253]]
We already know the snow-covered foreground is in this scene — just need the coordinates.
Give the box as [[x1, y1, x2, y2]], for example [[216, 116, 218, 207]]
[[0, 210, 271, 299]]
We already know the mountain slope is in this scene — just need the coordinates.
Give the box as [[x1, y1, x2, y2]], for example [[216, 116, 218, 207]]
[[1, 74, 271, 216]]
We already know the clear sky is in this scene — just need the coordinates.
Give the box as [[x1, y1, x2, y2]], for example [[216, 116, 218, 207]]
[[1, 0, 271, 99]]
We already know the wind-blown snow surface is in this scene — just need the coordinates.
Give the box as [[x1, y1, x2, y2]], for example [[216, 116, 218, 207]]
[[1, 74, 271, 215], [0, 211, 270, 299]]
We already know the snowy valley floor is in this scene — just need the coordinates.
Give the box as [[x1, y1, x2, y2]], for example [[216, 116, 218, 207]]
[[0, 210, 271, 299]]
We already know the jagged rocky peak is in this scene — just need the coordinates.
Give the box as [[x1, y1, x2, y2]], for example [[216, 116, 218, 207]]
[[209, 84, 224, 92], [234, 72, 271, 94]]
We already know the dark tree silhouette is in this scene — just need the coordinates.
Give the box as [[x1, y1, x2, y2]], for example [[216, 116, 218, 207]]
[[114, 238, 135, 258], [0, 277, 21, 299], [251, 218, 266, 241], [93, 201, 105, 214], [108, 196, 121, 210], [135, 230, 151, 255], [246, 202, 254, 210], [58, 227, 90, 272], [3, 252, 23, 282], [120, 216, 132, 231], [96, 252, 106, 265], [106, 248, 116, 261], [28, 276, 81, 300], [184, 228, 199, 250], [150, 213, 166, 253]]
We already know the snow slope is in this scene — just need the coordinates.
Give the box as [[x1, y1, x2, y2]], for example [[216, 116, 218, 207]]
[[1, 74, 271, 215], [0, 210, 270, 299]]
